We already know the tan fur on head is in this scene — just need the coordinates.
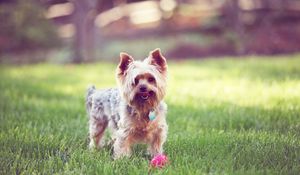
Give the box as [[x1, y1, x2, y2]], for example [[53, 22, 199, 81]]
[[116, 49, 167, 113]]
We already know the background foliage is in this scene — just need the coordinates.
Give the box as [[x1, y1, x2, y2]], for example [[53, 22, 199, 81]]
[[0, 0, 60, 53]]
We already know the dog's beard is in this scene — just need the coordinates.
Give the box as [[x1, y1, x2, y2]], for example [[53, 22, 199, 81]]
[[130, 90, 159, 113]]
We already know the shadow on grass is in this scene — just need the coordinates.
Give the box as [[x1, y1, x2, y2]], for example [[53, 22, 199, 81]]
[[164, 130, 300, 174], [0, 138, 72, 174]]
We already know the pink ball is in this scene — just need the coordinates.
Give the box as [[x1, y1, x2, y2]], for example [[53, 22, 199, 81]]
[[150, 154, 168, 168]]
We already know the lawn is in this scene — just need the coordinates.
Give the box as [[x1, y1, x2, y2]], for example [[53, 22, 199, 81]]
[[0, 55, 300, 174]]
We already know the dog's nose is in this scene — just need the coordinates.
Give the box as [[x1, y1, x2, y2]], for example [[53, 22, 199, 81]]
[[139, 85, 147, 92]]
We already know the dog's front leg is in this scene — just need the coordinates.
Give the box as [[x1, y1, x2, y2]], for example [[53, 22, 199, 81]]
[[148, 124, 168, 156], [113, 130, 132, 159]]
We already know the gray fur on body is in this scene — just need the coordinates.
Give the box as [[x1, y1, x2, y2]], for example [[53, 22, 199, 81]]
[[86, 86, 121, 130]]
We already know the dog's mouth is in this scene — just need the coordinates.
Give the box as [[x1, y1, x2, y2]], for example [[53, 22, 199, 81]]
[[141, 93, 149, 100], [139, 91, 154, 101]]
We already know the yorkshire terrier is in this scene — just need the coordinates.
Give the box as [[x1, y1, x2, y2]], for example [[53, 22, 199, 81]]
[[86, 48, 168, 159]]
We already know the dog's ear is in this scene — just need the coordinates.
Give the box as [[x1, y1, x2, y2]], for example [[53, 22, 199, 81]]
[[117, 52, 134, 76], [148, 48, 167, 73]]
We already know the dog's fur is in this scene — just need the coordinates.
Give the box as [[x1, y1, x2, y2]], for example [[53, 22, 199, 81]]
[[86, 49, 168, 159]]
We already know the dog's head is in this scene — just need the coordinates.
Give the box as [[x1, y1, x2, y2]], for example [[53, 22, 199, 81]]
[[116, 48, 167, 112]]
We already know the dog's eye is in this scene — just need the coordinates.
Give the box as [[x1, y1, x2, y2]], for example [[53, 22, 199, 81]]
[[134, 77, 139, 85], [148, 77, 155, 83]]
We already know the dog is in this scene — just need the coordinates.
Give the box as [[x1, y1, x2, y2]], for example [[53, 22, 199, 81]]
[[86, 48, 168, 159]]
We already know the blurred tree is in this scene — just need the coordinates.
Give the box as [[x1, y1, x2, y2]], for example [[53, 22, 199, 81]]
[[222, 0, 245, 55], [70, 0, 102, 63], [69, 0, 137, 63], [42, 0, 137, 63], [0, 0, 61, 53]]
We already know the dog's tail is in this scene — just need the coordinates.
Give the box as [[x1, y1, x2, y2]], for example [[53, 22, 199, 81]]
[[86, 85, 96, 116]]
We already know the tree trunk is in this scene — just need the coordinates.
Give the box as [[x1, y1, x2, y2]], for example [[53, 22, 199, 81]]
[[84, 9, 97, 62], [226, 0, 245, 55], [71, 0, 98, 63], [71, 0, 88, 63]]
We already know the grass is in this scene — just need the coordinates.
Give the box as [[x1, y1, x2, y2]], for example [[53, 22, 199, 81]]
[[1, 55, 300, 174]]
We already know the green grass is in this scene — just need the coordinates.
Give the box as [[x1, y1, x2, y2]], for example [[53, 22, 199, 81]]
[[1, 55, 300, 174]]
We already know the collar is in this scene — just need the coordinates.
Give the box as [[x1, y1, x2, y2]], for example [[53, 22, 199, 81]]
[[126, 105, 156, 121]]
